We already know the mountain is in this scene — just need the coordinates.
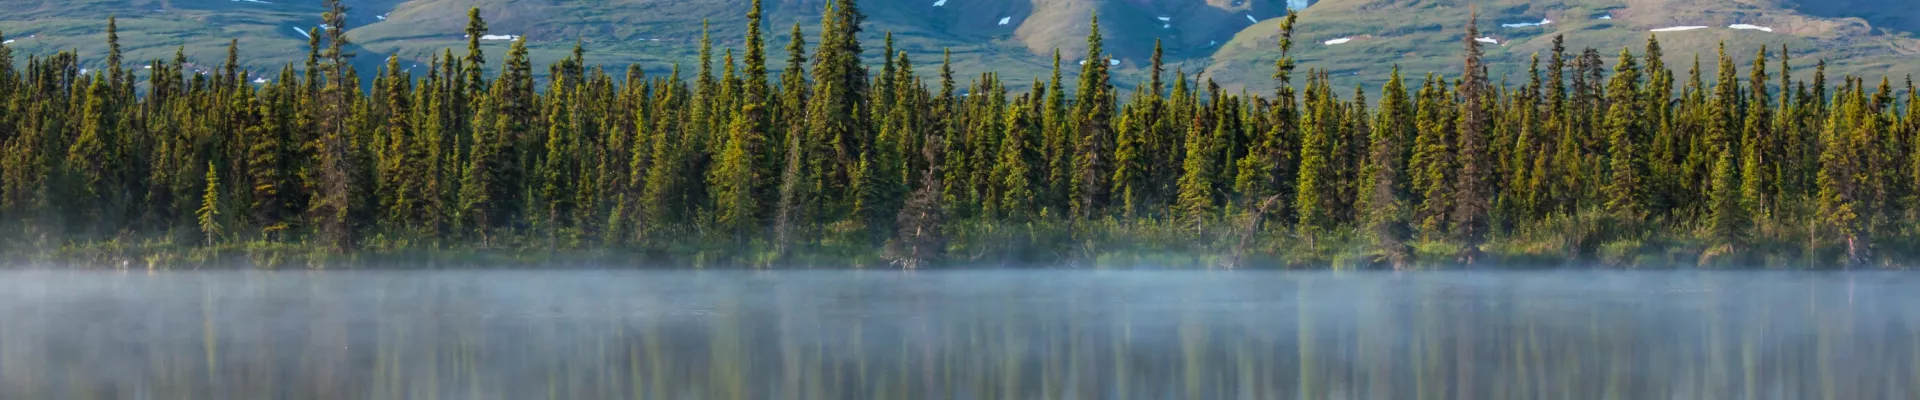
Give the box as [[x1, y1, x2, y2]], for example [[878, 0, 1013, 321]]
[[0, 0, 1915, 90], [1205, 0, 1920, 91], [0, 0, 1299, 86]]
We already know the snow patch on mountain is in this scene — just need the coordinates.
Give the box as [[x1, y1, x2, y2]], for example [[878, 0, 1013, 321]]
[[1501, 19, 1551, 28], [1650, 26, 1708, 32]]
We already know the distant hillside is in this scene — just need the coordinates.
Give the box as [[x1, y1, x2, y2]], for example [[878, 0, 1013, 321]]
[[0, 0, 1914, 90], [1204, 0, 1920, 92], [0, 0, 1302, 88]]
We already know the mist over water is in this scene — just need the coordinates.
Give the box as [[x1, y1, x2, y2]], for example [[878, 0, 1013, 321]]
[[1, 269, 1915, 399]]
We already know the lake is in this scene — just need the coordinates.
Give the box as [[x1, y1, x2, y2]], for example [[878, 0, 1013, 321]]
[[0, 269, 1914, 399]]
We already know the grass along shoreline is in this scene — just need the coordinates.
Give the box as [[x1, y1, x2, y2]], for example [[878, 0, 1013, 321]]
[[16, 208, 1915, 270]]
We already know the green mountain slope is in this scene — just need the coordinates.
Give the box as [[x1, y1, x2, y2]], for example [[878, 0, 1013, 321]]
[[0, 0, 1914, 90], [0, 0, 1295, 87], [1204, 0, 1920, 92]]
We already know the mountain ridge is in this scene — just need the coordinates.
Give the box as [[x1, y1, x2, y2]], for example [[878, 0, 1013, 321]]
[[0, 0, 1914, 91]]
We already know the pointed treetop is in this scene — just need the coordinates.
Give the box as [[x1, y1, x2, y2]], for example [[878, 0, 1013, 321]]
[[1084, 11, 1103, 61]]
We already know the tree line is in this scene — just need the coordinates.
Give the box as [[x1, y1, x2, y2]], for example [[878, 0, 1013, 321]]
[[1, 1, 1916, 268]]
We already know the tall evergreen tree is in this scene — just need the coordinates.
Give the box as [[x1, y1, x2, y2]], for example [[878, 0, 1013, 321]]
[[1042, 50, 1069, 210], [67, 76, 117, 233], [988, 95, 1038, 220], [198, 161, 224, 244], [1602, 48, 1646, 218], [1234, 12, 1298, 214], [1295, 71, 1338, 233], [1411, 74, 1455, 236], [1707, 142, 1748, 252], [459, 8, 489, 151], [1741, 48, 1774, 219], [381, 55, 432, 233], [1069, 13, 1116, 219], [1175, 91, 1219, 231], [712, 0, 774, 240], [1818, 82, 1871, 266], [772, 23, 811, 256], [312, 0, 360, 251], [807, 0, 869, 215], [1452, 10, 1494, 264], [1364, 66, 1415, 267]]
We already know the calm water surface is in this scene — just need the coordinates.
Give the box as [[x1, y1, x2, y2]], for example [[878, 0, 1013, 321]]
[[1, 269, 1915, 399]]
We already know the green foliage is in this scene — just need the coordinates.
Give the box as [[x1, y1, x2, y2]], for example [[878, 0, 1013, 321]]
[[1707, 150, 1749, 249], [1602, 47, 1646, 219], [1362, 66, 1414, 267], [198, 162, 223, 244], [0, 10, 1916, 269], [1294, 73, 1337, 232]]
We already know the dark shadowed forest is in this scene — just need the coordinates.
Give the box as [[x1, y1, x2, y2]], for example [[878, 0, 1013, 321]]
[[1, 0, 1917, 269]]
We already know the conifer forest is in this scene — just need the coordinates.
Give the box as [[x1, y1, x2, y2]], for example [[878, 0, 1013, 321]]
[[3, 0, 1920, 269]]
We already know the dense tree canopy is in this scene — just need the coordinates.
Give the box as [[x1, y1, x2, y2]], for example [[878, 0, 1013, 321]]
[[0, 6, 1916, 268]]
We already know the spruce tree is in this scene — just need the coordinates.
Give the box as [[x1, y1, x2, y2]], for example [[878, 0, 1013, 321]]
[[1452, 10, 1494, 263], [1818, 83, 1869, 266], [1167, 82, 1213, 232], [773, 23, 811, 256], [198, 161, 223, 244], [640, 71, 688, 236], [1602, 48, 1645, 219], [1707, 144, 1748, 252], [1506, 53, 1545, 217], [1111, 96, 1146, 216], [106, 17, 123, 92], [713, 103, 760, 239], [312, 0, 359, 251], [989, 96, 1038, 220], [1364, 66, 1415, 267], [1234, 12, 1297, 213], [540, 69, 578, 242], [1740, 48, 1775, 220], [459, 85, 500, 242], [1069, 13, 1115, 218], [460, 8, 489, 148], [808, 0, 869, 213], [1908, 78, 1920, 209], [1145, 39, 1178, 207], [1295, 72, 1337, 232], [853, 61, 906, 240], [713, 0, 774, 240], [67, 77, 115, 233], [1341, 84, 1371, 224], [1042, 50, 1069, 210], [1642, 35, 1677, 213], [887, 94, 947, 269], [1175, 88, 1220, 231], [250, 75, 293, 238], [1775, 47, 1811, 199], [1410, 74, 1455, 236]]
